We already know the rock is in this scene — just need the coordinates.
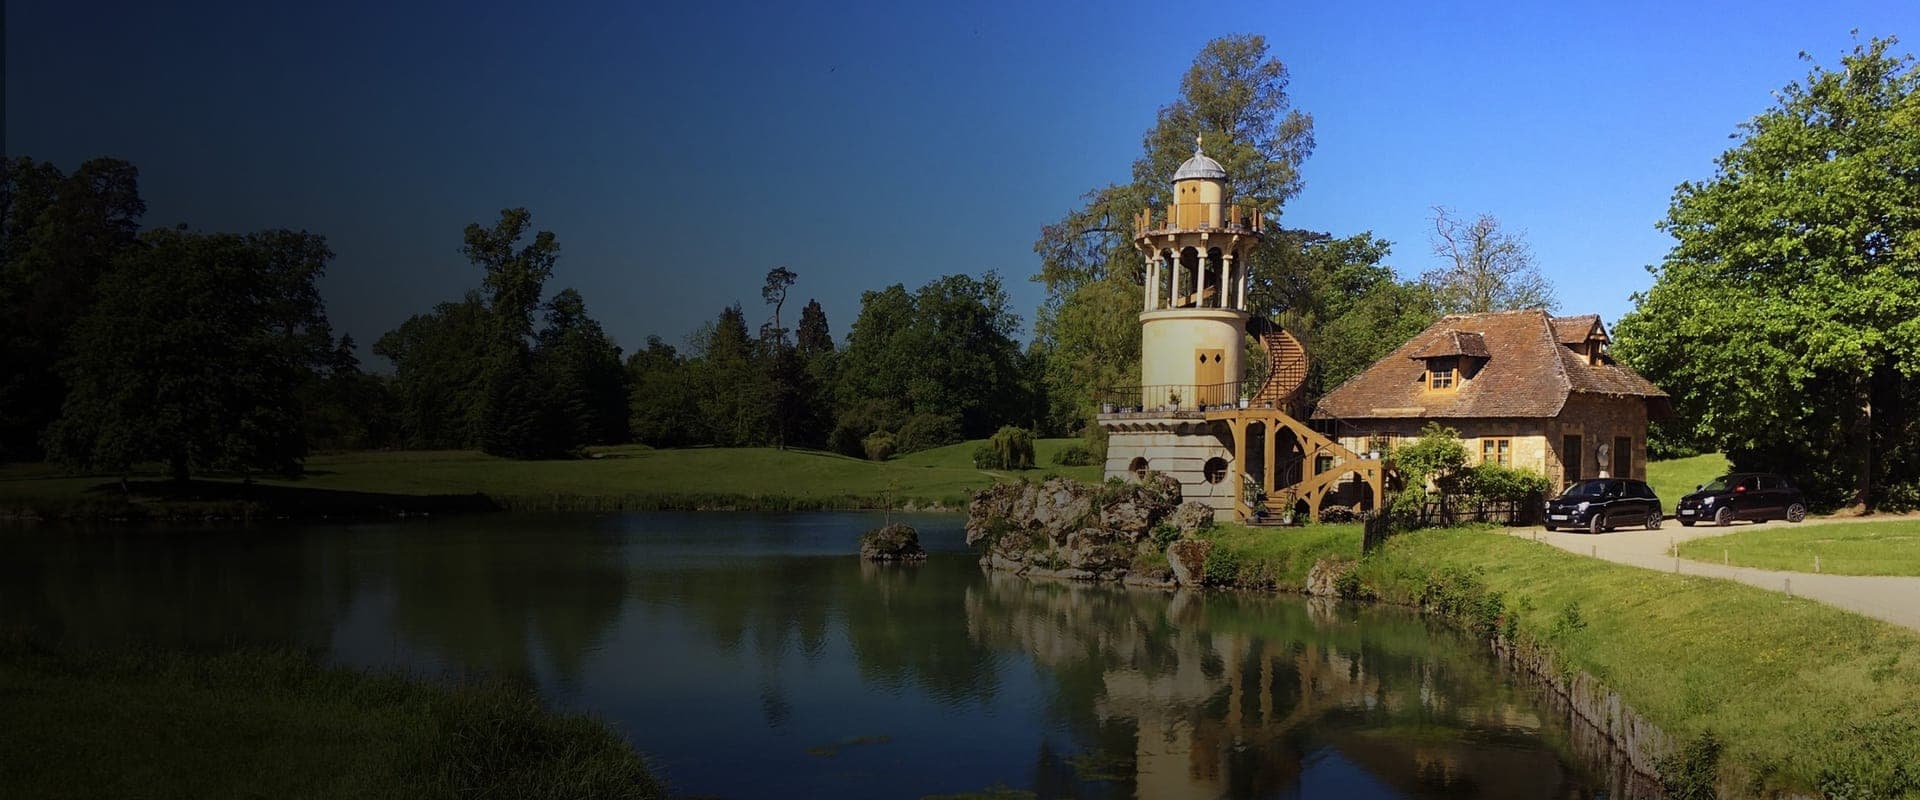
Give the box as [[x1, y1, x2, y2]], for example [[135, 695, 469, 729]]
[[1062, 527, 1129, 571], [860, 523, 927, 561], [1304, 558, 1345, 597], [1167, 538, 1212, 587], [1031, 478, 1095, 543], [1170, 501, 1216, 537], [1141, 472, 1184, 510]]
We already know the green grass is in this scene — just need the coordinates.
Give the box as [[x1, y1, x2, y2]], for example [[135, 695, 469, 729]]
[[0, 638, 663, 799], [1202, 522, 1920, 797], [1646, 452, 1730, 506], [1679, 519, 1920, 576], [0, 438, 1103, 518]]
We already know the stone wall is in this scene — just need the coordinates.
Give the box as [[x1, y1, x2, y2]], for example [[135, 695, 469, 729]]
[[1332, 393, 1653, 495], [1103, 419, 1238, 519]]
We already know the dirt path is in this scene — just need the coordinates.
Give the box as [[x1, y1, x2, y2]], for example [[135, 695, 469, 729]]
[[1509, 516, 1920, 634]]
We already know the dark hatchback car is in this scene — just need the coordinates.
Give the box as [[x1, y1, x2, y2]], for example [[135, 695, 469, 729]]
[[1675, 473, 1807, 526], [1544, 478, 1663, 533]]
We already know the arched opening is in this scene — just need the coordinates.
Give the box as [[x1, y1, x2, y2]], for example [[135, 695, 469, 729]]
[[1204, 248, 1224, 308], [1177, 247, 1200, 307], [1204, 457, 1229, 484], [1129, 457, 1149, 482]]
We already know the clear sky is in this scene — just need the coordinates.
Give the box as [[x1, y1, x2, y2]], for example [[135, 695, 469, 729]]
[[8, 0, 1917, 361]]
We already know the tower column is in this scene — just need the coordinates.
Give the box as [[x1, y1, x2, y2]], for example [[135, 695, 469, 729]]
[[1223, 254, 1237, 310], [1143, 254, 1157, 310], [1172, 250, 1184, 307]]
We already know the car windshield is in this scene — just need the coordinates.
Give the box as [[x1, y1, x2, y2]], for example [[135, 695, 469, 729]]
[[1700, 476, 1734, 492], [1559, 480, 1608, 498]]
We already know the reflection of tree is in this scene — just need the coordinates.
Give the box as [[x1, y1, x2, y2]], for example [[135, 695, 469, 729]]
[[0, 528, 349, 652], [626, 555, 1005, 707], [380, 519, 628, 686], [966, 577, 1604, 798]]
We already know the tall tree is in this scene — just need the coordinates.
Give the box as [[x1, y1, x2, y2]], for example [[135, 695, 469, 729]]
[[44, 229, 330, 480], [536, 288, 629, 447], [1421, 207, 1556, 314], [0, 157, 145, 461], [1615, 37, 1920, 511], [761, 266, 798, 339], [628, 337, 704, 447], [464, 208, 564, 458], [374, 293, 491, 449], [1033, 34, 1316, 424], [837, 273, 1026, 439]]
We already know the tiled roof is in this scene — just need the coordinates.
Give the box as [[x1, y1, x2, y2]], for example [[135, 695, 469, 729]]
[[1551, 314, 1601, 344], [1408, 330, 1490, 359], [1313, 309, 1666, 420]]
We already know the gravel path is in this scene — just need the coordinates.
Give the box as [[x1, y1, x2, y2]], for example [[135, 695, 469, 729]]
[[1508, 515, 1920, 634]]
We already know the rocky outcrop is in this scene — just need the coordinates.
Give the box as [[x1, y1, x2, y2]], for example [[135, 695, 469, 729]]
[[860, 523, 927, 561], [1167, 538, 1212, 587], [1169, 501, 1216, 537], [967, 474, 1193, 584]]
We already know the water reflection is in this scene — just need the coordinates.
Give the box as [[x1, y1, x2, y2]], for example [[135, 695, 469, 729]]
[[0, 513, 1637, 798]]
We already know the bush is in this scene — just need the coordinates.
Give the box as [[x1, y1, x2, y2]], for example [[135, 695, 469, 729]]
[[979, 426, 1035, 470], [894, 413, 962, 455], [862, 432, 896, 462], [970, 443, 996, 469], [828, 422, 866, 458], [1464, 462, 1552, 503], [1051, 444, 1098, 467]]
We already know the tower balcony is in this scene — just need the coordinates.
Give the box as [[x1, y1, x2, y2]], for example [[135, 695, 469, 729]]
[[1132, 205, 1264, 242]]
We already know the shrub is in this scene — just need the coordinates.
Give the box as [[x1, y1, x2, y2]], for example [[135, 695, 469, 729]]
[[1051, 444, 1098, 466], [1149, 521, 1181, 551], [970, 443, 996, 469], [1202, 546, 1242, 586], [894, 413, 962, 455], [1464, 462, 1552, 503], [981, 426, 1035, 470], [1319, 506, 1358, 524], [862, 432, 896, 462], [828, 422, 866, 458]]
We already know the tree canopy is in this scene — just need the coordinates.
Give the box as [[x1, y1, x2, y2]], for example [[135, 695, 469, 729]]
[[1614, 37, 1920, 510], [1421, 207, 1556, 314]]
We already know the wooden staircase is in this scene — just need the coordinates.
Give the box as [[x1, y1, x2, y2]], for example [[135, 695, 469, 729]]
[[1250, 328, 1309, 416]]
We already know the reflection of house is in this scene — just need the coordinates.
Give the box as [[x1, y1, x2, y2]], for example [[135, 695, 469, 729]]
[[1314, 310, 1668, 492]]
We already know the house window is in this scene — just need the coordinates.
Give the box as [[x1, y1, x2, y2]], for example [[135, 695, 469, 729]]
[[1481, 438, 1512, 467], [1428, 359, 1456, 390]]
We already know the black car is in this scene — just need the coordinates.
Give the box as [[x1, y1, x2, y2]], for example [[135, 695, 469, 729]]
[[1675, 473, 1807, 526], [1543, 478, 1663, 533]]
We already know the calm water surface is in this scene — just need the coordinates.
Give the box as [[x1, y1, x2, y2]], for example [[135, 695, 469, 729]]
[[2, 512, 1635, 798]]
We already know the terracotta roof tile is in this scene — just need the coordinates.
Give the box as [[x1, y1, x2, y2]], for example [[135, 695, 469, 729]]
[[1551, 314, 1602, 344], [1313, 310, 1666, 421]]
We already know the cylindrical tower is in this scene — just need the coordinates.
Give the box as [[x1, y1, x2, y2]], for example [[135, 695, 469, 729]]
[[1131, 136, 1262, 410]]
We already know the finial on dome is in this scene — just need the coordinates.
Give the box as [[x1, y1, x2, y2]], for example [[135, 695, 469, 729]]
[[1194, 133, 1203, 155]]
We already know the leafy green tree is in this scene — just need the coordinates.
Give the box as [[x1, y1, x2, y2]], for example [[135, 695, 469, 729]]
[[464, 208, 564, 458], [0, 157, 145, 461], [44, 229, 331, 480], [837, 273, 1026, 440], [374, 293, 490, 449], [1033, 34, 1315, 424], [628, 337, 704, 447], [1248, 229, 1440, 393], [1615, 37, 1920, 511], [693, 304, 774, 447], [302, 335, 399, 452], [536, 288, 629, 446], [1421, 207, 1556, 314]]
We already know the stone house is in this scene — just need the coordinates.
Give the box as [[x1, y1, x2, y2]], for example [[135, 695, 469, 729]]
[[1312, 310, 1668, 493]]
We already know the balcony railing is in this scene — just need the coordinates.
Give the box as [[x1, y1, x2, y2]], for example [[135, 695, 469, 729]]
[[1096, 382, 1274, 414]]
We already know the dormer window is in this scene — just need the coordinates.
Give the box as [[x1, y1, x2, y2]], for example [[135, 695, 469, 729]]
[[1428, 358, 1457, 390]]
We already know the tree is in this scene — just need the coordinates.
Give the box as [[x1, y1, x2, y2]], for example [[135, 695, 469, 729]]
[[44, 229, 330, 480], [837, 273, 1026, 440], [1614, 37, 1920, 511], [303, 334, 399, 452], [0, 157, 145, 461], [374, 293, 491, 449], [535, 288, 629, 447], [1421, 207, 1556, 314], [628, 337, 703, 447], [1033, 35, 1316, 425], [464, 208, 564, 458], [1248, 229, 1440, 393], [761, 266, 797, 338]]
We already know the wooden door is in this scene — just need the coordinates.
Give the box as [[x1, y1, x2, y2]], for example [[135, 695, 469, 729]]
[[1196, 349, 1225, 406]]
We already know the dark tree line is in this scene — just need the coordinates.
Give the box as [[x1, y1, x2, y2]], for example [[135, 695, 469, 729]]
[[629, 269, 1042, 458]]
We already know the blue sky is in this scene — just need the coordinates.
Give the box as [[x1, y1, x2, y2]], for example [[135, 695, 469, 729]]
[[8, 0, 1917, 361]]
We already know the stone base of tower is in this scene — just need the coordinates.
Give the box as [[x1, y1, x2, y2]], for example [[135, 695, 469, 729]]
[[1099, 416, 1237, 522]]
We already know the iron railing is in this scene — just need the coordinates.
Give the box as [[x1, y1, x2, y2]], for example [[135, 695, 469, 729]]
[[1095, 382, 1272, 414]]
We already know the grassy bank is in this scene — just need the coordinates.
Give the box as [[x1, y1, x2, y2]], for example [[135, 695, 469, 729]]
[[1679, 519, 1920, 576], [0, 638, 664, 799], [1200, 523, 1920, 798], [1646, 452, 1729, 506], [0, 439, 1101, 519]]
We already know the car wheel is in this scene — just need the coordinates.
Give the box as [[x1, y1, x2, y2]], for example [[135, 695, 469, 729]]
[[1589, 514, 1605, 535], [1714, 507, 1734, 527], [1543, 524, 1557, 532], [1645, 510, 1661, 530], [1678, 519, 1695, 527], [1786, 503, 1807, 523]]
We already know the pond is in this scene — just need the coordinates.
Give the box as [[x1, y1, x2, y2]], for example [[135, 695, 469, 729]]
[[1, 512, 1645, 798]]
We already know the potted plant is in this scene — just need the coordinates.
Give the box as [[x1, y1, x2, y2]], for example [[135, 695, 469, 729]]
[[1101, 401, 1115, 414], [1168, 390, 1181, 411]]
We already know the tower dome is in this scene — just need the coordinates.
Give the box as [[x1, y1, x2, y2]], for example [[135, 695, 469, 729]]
[[1171, 149, 1227, 181]]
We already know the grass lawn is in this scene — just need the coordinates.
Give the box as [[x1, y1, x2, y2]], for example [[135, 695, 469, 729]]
[[1646, 452, 1729, 507], [1203, 523, 1920, 797], [1678, 519, 1920, 576], [0, 438, 1103, 517], [0, 639, 662, 799]]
